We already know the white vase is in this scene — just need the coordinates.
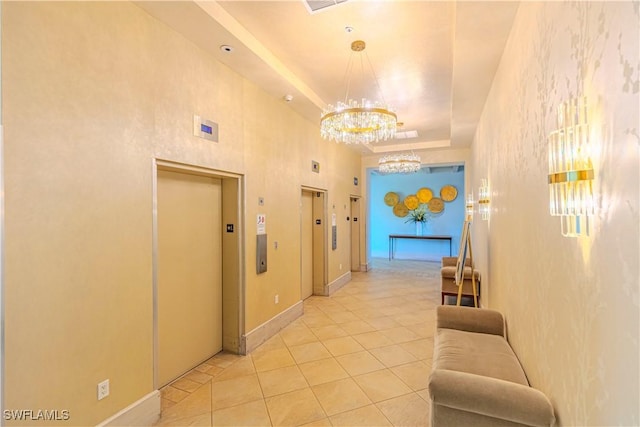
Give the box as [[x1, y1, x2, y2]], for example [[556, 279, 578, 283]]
[[416, 222, 423, 236]]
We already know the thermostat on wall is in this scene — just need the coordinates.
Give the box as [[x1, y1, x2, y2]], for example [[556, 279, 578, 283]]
[[193, 115, 219, 142]]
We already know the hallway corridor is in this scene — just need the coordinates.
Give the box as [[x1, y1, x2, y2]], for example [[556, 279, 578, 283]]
[[155, 259, 440, 426]]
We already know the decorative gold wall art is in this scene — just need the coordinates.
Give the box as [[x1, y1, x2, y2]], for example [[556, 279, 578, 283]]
[[385, 184, 458, 218], [428, 197, 445, 213], [440, 185, 458, 202], [384, 192, 399, 206], [404, 195, 419, 210], [417, 187, 433, 203], [393, 203, 409, 217]]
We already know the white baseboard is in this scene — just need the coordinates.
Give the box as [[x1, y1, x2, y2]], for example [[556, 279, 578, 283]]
[[327, 271, 351, 295], [97, 390, 160, 427], [243, 300, 304, 354], [361, 262, 371, 272]]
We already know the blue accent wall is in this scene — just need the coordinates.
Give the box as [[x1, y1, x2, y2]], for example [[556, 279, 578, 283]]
[[368, 167, 465, 261]]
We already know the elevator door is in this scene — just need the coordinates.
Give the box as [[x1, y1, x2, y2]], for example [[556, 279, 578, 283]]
[[301, 190, 314, 299], [157, 170, 223, 387], [350, 197, 361, 272]]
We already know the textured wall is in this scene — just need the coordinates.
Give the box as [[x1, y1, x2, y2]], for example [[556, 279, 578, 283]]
[[471, 2, 639, 425], [2, 2, 361, 424]]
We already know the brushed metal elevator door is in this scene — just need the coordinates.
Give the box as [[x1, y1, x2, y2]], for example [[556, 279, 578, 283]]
[[301, 190, 314, 299], [157, 170, 222, 387]]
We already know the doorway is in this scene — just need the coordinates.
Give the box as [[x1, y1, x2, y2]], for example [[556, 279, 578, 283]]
[[301, 188, 327, 298], [154, 161, 242, 388]]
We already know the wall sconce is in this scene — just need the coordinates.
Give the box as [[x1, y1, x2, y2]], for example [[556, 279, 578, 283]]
[[548, 96, 594, 237], [478, 179, 490, 220], [465, 193, 474, 221]]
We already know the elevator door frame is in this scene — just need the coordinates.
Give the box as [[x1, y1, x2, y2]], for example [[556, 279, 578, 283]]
[[152, 159, 244, 389]]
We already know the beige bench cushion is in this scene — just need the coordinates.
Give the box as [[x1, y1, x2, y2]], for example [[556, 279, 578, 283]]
[[434, 328, 529, 386]]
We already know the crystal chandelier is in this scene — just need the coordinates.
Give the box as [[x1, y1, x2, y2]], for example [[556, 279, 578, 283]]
[[320, 40, 397, 144], [378, 153, 421, 174]]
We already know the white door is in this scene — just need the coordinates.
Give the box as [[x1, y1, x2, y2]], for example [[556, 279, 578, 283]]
[[157, 170, 223, 387], [301, 191, 314, 299]]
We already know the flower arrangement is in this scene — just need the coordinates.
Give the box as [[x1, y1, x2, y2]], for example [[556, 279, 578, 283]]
[[405, 204, 432, 223]]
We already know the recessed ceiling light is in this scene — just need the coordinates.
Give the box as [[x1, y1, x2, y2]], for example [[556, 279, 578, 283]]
[[220, 45, 234, 53]]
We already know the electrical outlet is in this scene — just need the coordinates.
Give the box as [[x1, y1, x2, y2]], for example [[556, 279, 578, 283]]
[[97, 379, 109, 400], [274, 294, 279, 304]]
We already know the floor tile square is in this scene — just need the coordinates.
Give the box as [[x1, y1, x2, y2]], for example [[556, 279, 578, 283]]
[[311, 378, 372, 416], [257, 365, 309, 397], [211, 374, 263, 410], [214, 356, 256, 382], [160, 385, 190, 403], [340, 320, 376, 335], [335, 351, 385, 376], [212, 399, 271, 426], [379, 326, 421, 344], [365, 316, 401, 331], [310, 324, 349, 341], [251, 347, 296, 372], [299, 358, 349, 386], [376, 393, 430, 427], [390, 360, 431, 391], [265, 388, 326, 426], [353, 369, 412, 402], [326, 310, 360, 324], [280, 324, 319, 347], [351, 331, 394, 349], [288, 341, 332, 364], [329, 404, 392, 427], [400, 338, 434, 360], [369, 344, 417, 368], [171, 377, 201, 393], [322, 336, 365, 356]]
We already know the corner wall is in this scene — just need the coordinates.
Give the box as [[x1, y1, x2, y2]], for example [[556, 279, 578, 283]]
[[471, 2, 639, 425]]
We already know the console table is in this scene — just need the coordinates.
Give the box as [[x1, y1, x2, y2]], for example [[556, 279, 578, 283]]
[[388, 234, 453, 260]]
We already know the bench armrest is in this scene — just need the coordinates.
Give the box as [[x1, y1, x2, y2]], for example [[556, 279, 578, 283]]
[[441, 256, 458, 267], [436, 305, 504, 336], [429, 369, 555, 427]]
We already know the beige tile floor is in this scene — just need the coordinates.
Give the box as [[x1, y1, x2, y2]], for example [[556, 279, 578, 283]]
[[155, 258, 441, 426]]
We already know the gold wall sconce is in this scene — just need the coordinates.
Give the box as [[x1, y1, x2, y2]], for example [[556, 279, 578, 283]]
[[465, 193, 474, 221], [548, 97, 594, 237], [478, 179, 490, 220]]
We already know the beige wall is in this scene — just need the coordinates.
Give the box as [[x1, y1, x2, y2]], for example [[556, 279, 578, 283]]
[[471, 2, 639, 425], [2, 2, 361, 424]]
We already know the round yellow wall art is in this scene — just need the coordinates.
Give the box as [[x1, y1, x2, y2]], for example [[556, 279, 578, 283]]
[[440, 185, 458, 202], [417, 187, 433, 203], [384, 192, 399, 207], [393, 203, 409, 217], [404, 195, 420, 210], [428, 197, 445, 213]]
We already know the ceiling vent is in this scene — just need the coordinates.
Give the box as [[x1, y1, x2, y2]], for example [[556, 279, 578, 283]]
[[303, 0, 348, 14], [395, 130, 419, 139]]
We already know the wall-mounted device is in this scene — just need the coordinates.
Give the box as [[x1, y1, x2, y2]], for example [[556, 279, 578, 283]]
[[257, 234, 267, 274], [193, 115, 219, 142]]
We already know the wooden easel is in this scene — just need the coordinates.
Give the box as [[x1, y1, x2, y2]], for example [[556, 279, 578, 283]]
[[455, 221, 479, 307]]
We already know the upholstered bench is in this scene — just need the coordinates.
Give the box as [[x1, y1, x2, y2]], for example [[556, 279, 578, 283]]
[[429, 305, 555, 427], [441, 256, 481, 305]]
